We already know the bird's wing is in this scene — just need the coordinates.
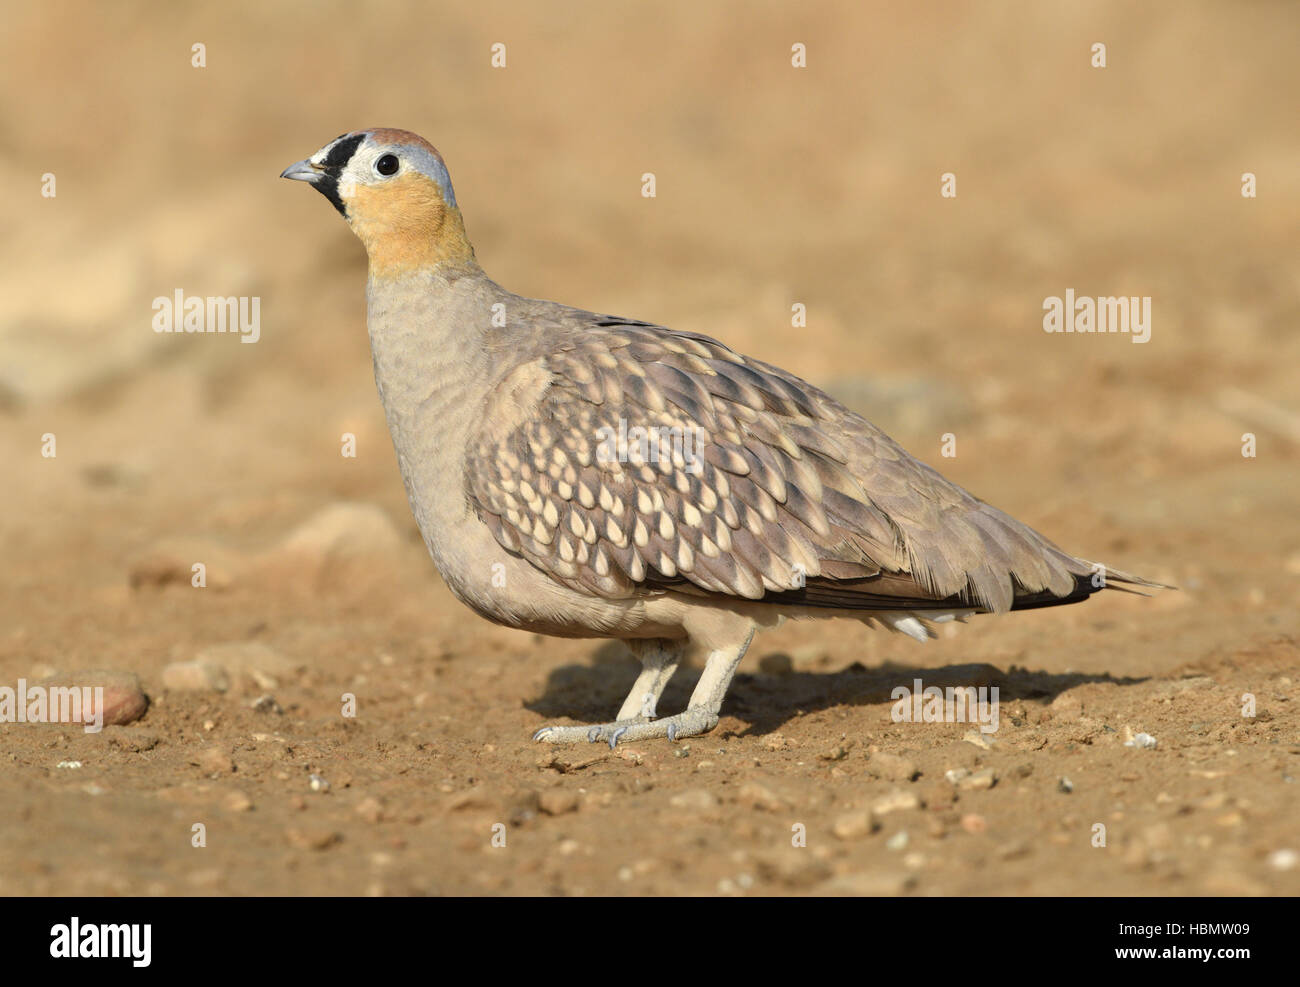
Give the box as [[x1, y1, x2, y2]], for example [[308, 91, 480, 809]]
[[465, 316, 1148, 613]]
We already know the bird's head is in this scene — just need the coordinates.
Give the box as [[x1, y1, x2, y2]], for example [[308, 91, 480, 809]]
[[281, 128, 474, 276]]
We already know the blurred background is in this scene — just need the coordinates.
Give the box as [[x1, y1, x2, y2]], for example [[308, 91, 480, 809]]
[[1, 1, 1296, 896]]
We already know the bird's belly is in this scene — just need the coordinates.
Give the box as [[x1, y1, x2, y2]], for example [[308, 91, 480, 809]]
[[397, 464, 674, 638]]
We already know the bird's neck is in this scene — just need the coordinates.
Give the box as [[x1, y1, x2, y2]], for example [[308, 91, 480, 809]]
[[365, 265, 497, 424], [354, 204, 477, 280], [364, 268, 505, 531]]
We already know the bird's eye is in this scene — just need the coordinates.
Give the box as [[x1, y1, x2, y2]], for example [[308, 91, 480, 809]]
[[374, 154, 400, 177]]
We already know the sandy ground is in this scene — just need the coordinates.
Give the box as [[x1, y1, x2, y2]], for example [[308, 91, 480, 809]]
[[1, 1, 1297, 896]]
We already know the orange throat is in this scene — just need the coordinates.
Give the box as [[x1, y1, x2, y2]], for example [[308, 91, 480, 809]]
[[347, 173, 475, 278]]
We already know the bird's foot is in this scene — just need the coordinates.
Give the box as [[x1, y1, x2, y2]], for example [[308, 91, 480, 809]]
[[531, 717, 649, 746], [532, 708, 719, 748]]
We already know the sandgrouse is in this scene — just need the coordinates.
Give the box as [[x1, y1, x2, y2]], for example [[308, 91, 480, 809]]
[[282, 129, 1164, 747]]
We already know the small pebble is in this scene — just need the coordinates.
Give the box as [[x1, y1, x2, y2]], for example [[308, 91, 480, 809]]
[[1124, 731, 1158, 750], [1267, 849, 1298, 872], [832, 811, 878, 840], [286, 827, 341, 851], [819, 742, 853, 761], [958, 767, 997, 791], [963, 730, 998, 750], [224, 790, 253, 812], [251, 694, 283, 714], [539, 789, 580, 815], [41, 669, 149, 726], [872, 790, 921, 815], [737, 781, 786, 812], [921, 780, 957, 811], [161, 659, 229, 693], [868, 752, 919, 782]]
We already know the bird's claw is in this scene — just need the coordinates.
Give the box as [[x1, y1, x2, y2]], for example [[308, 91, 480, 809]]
[[533, 709, 719, 746]]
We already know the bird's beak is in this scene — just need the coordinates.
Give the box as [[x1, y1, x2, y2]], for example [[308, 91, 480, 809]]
[[280, 159, 323, 183]]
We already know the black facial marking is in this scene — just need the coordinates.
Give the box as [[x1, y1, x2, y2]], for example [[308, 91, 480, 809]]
[[313, 174, 346, 217], [323, 133, 366, 170], [313, 133, 368, 217]]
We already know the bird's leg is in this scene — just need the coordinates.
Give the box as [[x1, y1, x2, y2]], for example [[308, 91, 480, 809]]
[[614, 639, 682, 720], [534, 630, 755, 748], [532, 638, 683, 745]]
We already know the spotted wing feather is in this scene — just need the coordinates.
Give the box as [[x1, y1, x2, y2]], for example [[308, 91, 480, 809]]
[[466, 319, 1150, 613]]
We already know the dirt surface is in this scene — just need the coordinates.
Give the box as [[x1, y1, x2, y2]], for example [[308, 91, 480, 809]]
[[2, 1, 1297, 896]]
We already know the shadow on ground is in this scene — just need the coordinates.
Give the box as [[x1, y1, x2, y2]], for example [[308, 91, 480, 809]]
[[526, 640, 1148, 736]]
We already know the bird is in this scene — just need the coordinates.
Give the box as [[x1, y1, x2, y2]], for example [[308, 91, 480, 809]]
[[281, 128, 1166, 747]]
